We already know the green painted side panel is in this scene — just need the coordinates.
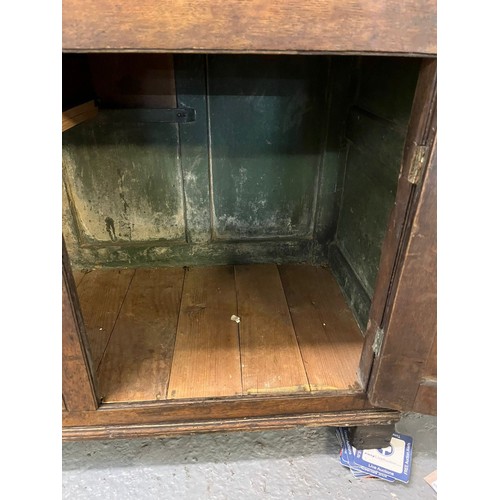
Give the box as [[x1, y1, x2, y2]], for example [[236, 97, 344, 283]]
[[336, 136, 402, 296], [328, 244, 371, 330], [330, 57, 420, 329], [315, 56, 356, 245], [356, 57, 421, 128], [63, 112, 184, 244], [337, 107, 405, 297], [338, 107, 408, 296], [208, 55, 329, 239]]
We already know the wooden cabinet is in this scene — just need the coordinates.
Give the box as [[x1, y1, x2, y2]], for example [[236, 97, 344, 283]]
[[62, 0, 436, 447]]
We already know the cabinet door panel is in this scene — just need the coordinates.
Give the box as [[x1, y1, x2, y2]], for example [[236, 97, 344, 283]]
[[359, 59, 437, 415], [368, 140, 436, 414]]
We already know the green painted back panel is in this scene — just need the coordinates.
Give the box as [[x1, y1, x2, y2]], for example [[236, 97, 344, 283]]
[[175, 55, 212, 244], [63, 112, 184, 244], [208, 56, 329, 239], [62, 54, 419, 284]]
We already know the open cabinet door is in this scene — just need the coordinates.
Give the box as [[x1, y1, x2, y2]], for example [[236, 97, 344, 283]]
[[357, 58, 437, 415], [368, 140, 436, 414]]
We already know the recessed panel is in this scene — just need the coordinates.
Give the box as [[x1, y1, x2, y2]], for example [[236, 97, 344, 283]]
[[209, 56, 328, 239]]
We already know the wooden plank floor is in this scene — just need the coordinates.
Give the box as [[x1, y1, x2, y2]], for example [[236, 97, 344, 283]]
[[279, 265, 364, 391], [236, 265, 309, 394], [97, 268, 184, 402], [75, 264, 364, 403], [76, 269, 135, 368], [167, 266, 242, 399]]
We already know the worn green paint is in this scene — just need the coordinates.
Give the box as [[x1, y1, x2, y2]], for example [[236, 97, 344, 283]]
[[67, 239, 327, 270], [328, 244, 372, 330], [63, 53, 419, 304], [345, 108, 410, 169], [314, 56, 356, 245], [335, 110, 408, 296], [63, 111, 184, 244], [208, 55, 329, 239], [175, 55, 212, 244], [329, 57, 420, 329]]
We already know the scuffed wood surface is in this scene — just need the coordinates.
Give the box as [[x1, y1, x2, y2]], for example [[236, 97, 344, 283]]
[[62, 242, 98, 411], [236, 264, 310, 394], [71, 270, 87, 288], [97, 268, 184, 403], [279, 265, 363, 391], [358, 59, 437, 388], [63, 409, 400, 441], [167, 266, 242, 399], [63, 0, 436, 55], [76, 269, 135, 368], [413, 333, 436, 414], [368, 139, 437, 413], [74, 264, 366, 402], [63, 393, 373, 428]]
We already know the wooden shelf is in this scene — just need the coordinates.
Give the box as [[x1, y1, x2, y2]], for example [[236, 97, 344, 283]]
[[75, 264, 364, 404]]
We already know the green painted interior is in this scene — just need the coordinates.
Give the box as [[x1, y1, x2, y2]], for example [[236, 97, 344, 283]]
[[62, 54, 420, 332], [328, 57, 420, 328], [208, 56, 328, 239], [63, 113, 184, 244]]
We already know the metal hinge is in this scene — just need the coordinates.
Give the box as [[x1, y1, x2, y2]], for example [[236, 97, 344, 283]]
[[372, 327, 385, 357], [407, 145, 428, 184]]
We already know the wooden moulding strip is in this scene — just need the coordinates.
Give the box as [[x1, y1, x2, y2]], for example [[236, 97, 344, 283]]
[[62, 409, 401, 440], [62, 100, 98, 132], [64, 392, 372, 427]]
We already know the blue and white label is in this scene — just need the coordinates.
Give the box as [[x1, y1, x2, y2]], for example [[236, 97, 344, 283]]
[[336, 427, 396, 482], [353, 432, 413, 483]]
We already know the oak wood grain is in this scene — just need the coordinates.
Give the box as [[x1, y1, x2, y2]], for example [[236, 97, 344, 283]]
[[412, 331, 437, 414], [63, 391, 376, 428], [413, 381, 437, 415], [368, 139, 437, 413], [63, 0, 436, 55], [63, 409, 400, 441]]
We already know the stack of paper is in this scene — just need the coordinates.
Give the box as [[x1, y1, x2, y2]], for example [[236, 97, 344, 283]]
[[335, 427, 413, 483]]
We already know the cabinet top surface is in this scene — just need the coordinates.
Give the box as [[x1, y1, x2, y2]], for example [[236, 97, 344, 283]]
[[63, 0, 436, 55]]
